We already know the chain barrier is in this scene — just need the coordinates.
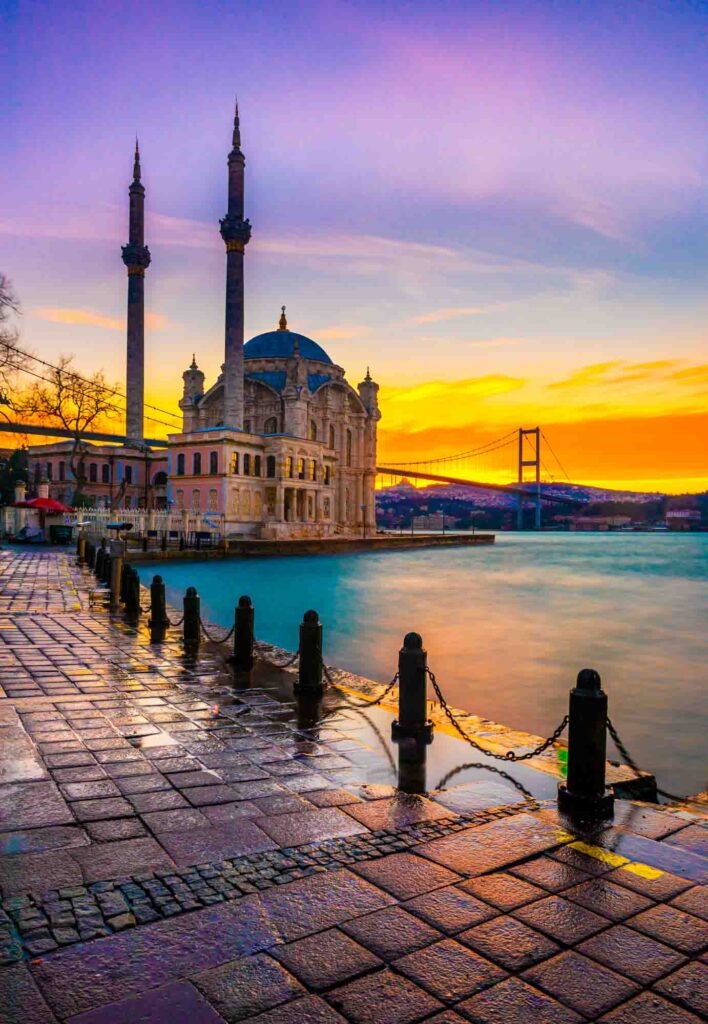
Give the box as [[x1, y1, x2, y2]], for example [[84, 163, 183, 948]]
[[335, 671, 400, 708], [434, 759, 537, 804], [257, 646, 300, 669], [426, 667, 568, 762], [606, 717, 704, 808], [199, 617, 236, 645], [168, 614, 184, 628]]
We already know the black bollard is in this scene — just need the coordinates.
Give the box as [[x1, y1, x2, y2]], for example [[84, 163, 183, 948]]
[[124, 567, 140, 618], [183, 587, 200, 647], [296, 610, 323, 692], [230, 595, 254, 672], [558, 669, 614, 820], [120, 562, 131, 604], [94, 546, 104, 579], [102, 553, 112, 587], [148, 575, 169, 635], [392, 633, 434, 742]]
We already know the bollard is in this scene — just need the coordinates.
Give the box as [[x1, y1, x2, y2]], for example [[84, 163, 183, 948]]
[[296, 610, 323, 692], [124, 566, 140, 618], [76, 534, 86, 565], [148, 575, 169, 638], [109, 553, 123, 609], [557, 669, 614, 820], [94, 546, 105, 579], [392, 633, 433, 742], [183, 587, 200, 646], [85, 541, 94, 570], [230, 595, 254, 673], [120, 561, 131, 604], [102, 553, 112, 587], [142, 534, 148, 552]]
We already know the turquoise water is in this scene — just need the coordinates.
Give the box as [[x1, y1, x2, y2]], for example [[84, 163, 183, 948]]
[[143, 533, 708, 796]]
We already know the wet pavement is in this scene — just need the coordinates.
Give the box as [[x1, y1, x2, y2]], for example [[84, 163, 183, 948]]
[[0, 547, 706, 1022]]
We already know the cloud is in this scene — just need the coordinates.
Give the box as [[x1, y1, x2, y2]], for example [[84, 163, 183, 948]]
[[548, 362, 623, 390], [310, 325, 371, 341], [409, 306, 489, 325], [33, 308, 169, 331]]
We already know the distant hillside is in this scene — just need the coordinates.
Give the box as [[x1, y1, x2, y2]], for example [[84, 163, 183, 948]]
[[378, 478, 665, 509]]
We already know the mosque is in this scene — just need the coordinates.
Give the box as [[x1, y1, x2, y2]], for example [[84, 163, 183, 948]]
[[26, 103, 380, 538]]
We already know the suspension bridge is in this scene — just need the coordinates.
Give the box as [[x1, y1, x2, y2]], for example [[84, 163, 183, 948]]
[[377, 427, 580, 529]]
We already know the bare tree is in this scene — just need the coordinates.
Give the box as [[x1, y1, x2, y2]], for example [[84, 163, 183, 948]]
[[0, 274, 30, 421], [23, 355, 120, 504]]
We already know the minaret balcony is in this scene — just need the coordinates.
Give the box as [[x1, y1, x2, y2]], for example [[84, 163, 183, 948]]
[[121, 244, 151, 272], [220, 215, 252, 250]]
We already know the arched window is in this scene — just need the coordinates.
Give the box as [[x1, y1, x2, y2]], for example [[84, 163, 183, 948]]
[[193, 452, 202, 475], [209, 451, 218, 474], [46, 462, 53, 480], [346, 430, 352, 467], [176, 489, 184, 510], [176, 453, 185, 476], [58, 461, 65, 481], [285, 456, 293, 477], [191, 489, 201, 512], [308, 459, 316, 481], [231, 453, 239, 474], [324, 466, 331, 485], [266, 455, 276, 478], [243, 453, 251, 476], [102, 464, 110, 484], [254, 455, 261, 477], [89, 463, 97, 483], [309, 419, 317, 441], [244, 419, 252, 433], [329, 425, 335, 449], [153, 471, 167, 486], [297, 458, 306, 480], [124, 466, 133, 484], [209, 488, 218, 512], [264, 416, 278, 434]]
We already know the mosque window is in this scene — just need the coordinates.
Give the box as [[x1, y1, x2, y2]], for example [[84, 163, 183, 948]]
[[209, 489, 218, 512], [209, 451, 218, 474], [102, 464, 110, 483], [89, 463, 97, 483], [346, 430, 352, 467], [297, 458, 306, 480], [329, 425, 335, 449], [191, 489, 201, 512], [324, 466, 331, 485], [244, 419, 252, 433], [177, 453, 185, 476], [284, 456, 293, 477], [266, 455, 276, 478], [46, 462, 53, 480], [264, 416, 278, 434], [176, 489, 184, 510], [58, 461, 65, 481], [193, 452, 202, 475], [153, 471, 167, 486], [309, 420, 317, 441], [125, 466, 133, 484], [254, 455, 261, 477], [308, 459, 316, 481], [243, 453, 251, 476], [231, 453, 239, 474]]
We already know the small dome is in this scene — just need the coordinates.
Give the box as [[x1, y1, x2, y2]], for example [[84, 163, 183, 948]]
[[244, 330, 333, 365]]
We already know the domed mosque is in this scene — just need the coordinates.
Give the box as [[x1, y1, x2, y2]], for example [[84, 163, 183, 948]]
[[171, 103, 380, 538]]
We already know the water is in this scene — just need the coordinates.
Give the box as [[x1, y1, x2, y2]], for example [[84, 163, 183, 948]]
[[143, 533, 708, 797]]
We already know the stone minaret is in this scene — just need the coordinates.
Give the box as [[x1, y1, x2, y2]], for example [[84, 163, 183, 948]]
[[219, 98, 252, 429], [121, 140, 151, 444]]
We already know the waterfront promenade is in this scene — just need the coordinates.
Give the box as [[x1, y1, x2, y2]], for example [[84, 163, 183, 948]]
[[0, 548, 705, 1022]]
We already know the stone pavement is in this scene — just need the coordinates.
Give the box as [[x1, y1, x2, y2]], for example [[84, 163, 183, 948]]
[[0, 548, 706, 1023]]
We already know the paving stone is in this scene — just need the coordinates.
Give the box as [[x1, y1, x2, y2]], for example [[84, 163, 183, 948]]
[[50, 766, 108, 784], [167, 770, 226, 788], [141, 808, 211, 833], [183, 785, 253, 807], [626, 904, 708, 954], [564, 877, 654, 921], [419, 814, 567, 877], [64, 980, 229, 1023], [253, 794, 313, 816], [653, 962, 708, 1018], [459, 872, 546, 911], [606, 864, 692, 901], [665, 824, 708, 859], [94, 748, 144, 764], [0, 781, 74, 830], [432, 782, 522, 816], [127, 788, 189, 812], [576, 923, 687, 984], [326, 968, 443, 1024], [114, 773, 171, 794], [84, 818, 147, 842], [272, 928, 382, 990], [70, 797, 135, 822], [102, 760, 157, 778], [407, 886, 502, 936], [0, 826, 88, 856], [594, 831, 708, 885], [456, 976, 582, 1023], [343, 795, 451, 831], [44, 752, 96, 769], [305, 789, 363, 808], [212, 780, 286, 801], [60, 781, 121, 801], [257, 808, 370, 848], [0, 962, 59, 1023], [70, 837, 174, 883], [596, 992, 704, 1022], [523, 951, 640, 1018], [460, 915, 560, 971], [192, 952, 303, 1021], [0, 850, 83, 897], [513, 894, 610, 944], [340, 905, 442, 960], [144, 755, 202, 773], [238, 995, 347, 1023], [158, 823, 276, 867], [393, 938, 507, 1004], [510, 856, 591, 892], [671, 885, 708, 921], [202, 802, 263, 824], [352, 853, 460, 900], [30, 896, 279, 1017]]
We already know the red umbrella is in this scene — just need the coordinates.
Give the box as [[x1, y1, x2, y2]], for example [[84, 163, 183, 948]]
[[14, 497, 72, 512]]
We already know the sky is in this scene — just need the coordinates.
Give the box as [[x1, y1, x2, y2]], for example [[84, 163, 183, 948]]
[[1, 0, 706, 493]]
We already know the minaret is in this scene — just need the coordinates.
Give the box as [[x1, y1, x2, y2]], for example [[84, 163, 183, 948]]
[[219, 98, 252, 428], [121, 140, 151, 444]]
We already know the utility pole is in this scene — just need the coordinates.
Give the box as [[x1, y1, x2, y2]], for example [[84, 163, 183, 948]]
[[517, 427, 542, 530]]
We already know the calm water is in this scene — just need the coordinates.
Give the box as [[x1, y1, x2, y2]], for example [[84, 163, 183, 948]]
[[145, 533, 708, 796]]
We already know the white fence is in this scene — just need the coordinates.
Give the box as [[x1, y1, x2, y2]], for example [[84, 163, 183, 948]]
[[2, 507, 225, 541]]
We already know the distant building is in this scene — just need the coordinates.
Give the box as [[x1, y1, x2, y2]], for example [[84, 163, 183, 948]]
[[666, 509, 701, 531], [26, 442, 167, 509], [570, 514, 632, 532]]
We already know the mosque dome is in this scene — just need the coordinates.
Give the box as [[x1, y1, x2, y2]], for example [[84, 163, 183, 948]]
[[244, 307, 333, 365]]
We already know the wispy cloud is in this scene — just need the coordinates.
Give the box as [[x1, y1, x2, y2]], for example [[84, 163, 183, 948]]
[[310, 324, 371, 342], [33, 308, 169, 331], [548, 359, 708, 392], [409, 306, 490, 325]]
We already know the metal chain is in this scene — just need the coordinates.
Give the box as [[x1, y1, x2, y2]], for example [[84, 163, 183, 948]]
[[427, 667, 568, 762], [335, 671, 400, 708], [434, 759, 537, 803], [606, 717, 704, 807], [258, 646, 300, 669], [167, 614, 184, 628], [199, 617, 236, 645]]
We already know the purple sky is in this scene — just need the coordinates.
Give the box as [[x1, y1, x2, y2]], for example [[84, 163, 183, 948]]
[[1, 0, 707, 487]]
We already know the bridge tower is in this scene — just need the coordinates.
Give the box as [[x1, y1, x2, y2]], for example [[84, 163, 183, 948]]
[[517, 427, 541, 530]]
